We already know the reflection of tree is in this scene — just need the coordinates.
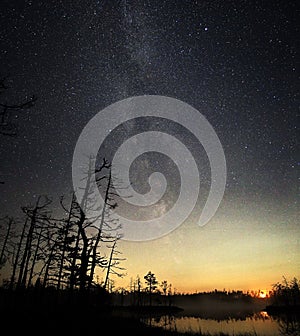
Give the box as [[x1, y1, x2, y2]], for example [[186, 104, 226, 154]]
[[277, 314, 300, 336], [149, 312, 300, 335], [147, 314, 176, 332], [252, 311, 271, 321]]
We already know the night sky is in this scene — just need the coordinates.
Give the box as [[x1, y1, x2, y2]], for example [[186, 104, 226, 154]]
[[0, 0, 298, 292]]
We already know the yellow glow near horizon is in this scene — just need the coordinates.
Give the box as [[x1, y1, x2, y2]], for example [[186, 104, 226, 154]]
[[105, 197, 299, 294], [259, 290, 267, 298]]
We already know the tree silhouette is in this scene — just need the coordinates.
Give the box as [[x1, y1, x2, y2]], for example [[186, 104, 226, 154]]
[[0, 157, 127, 313], [160, 280, 168, 305], [0, 216, 14, 269], [16, 195, 52, 289], [144, 271, 158, 306], [88, 160, 112, 290], [103, 236, 126, 290], [56, 192, 78, 290], [271, 276, 300, 307]]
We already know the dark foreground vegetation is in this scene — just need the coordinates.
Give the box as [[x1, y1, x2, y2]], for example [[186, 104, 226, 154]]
[[1, 277, 299, 336], [0, 289, 234, 336], [0, 293, 266, 336], [266, 276, 300, 314]]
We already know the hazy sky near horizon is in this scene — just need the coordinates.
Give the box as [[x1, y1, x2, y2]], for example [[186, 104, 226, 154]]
[[0, 0, 298, 292]]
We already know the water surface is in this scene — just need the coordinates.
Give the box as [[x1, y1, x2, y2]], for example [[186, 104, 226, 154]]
[[146, 311, 300, 335]]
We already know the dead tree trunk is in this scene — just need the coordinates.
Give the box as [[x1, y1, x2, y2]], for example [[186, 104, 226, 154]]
[[20, 212, 36, 287], [27, 226, 43, 287], [0, 217, 13, 266], [57, 193, 75, 290], [10, 218, 28, 290], [104, 239, 117, 290], [69, 226, 80, 291], [17, 205, 37, 289], [88, 169, 112, 289], [42, 239, 57, 289], [78, 208, 89, 292]]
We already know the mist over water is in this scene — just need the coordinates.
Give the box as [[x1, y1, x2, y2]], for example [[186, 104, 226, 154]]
[[142, 296, 300, 335]]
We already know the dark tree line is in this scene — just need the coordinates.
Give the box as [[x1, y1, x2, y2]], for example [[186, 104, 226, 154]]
[[0, 75, 127, 311], [112, 271, 174, 308], [270, 277, 300, 307], [0, 159, 126, 297]]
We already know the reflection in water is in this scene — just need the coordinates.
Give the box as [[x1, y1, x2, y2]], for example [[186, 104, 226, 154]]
[[144, 311, 300, 336], [276, 314, 300, 336]]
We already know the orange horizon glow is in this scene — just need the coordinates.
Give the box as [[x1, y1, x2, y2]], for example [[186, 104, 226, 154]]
[[107, 269, 275, 295], [259, 292, 267, 298], [112, 196, 299, 297]]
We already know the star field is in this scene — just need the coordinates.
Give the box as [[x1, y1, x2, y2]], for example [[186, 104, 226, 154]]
[[0, 0, 298, 290]]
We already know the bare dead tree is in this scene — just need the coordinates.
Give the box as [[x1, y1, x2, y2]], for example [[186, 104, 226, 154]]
[[39, 234, 59, 289], [27, 226, 43, 287], [76, 157, 97, 292], [77, 208, 90, 292], [103, 236, 126, 290], [9, 218, 28, 290], [0, 216, 14, 268], [62, 156, 127, 293], [16, 196, 52, 289], [16, 213, 35, 289], [69, 209, 81, 291], [74, 156, 111, 292], [56, 192, 77, 290], [88, 162, 112, 290]]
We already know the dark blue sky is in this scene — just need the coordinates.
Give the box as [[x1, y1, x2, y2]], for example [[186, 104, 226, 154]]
[[0, 0, 299, 291], [0, 0, 298, 221]]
